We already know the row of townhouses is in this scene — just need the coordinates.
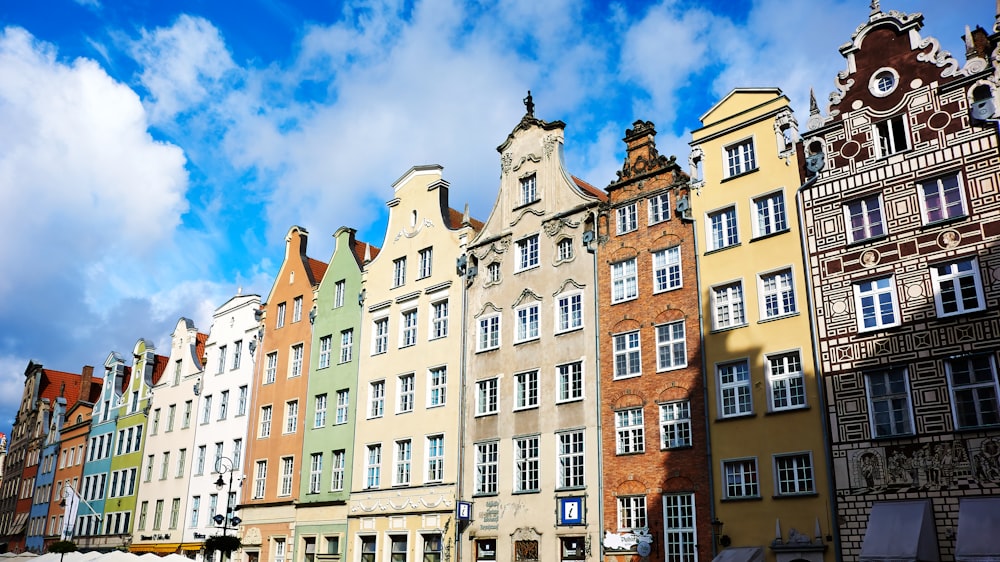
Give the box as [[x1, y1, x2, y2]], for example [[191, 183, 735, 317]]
[[2, 6, 1000, 562]]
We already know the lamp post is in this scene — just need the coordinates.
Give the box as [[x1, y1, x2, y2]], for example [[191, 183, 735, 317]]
[[212, 456, 242, 562]]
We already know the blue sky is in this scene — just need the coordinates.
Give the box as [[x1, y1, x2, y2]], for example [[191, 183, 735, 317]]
[[0, 0, 991, 428]]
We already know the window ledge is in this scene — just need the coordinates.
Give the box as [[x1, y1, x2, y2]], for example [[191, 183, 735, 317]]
[[765, 406, 810, 416], [750, 228, 790, 243], [555, 326, 584, 337], [513, 199, 541, 212], [555, 486, 587, 493], [513, 265, 540, 275], [709, 323, 748, 334], [513, 406, 539, 413], [475, 347, 500, 354], [757, 312, 800, 324], [512, 490, 540, 496], [720, 496, 762, 503], [921, 215, 968, 229], [720, 167, 759, 183], [954, 423, 1000, 433], [513, 338, 540, 346], [715, 412, 756, 423], [612, 374, 642, 382], [846, 233, 889, 248], [656, 365, 688, 374], [661, 444, 694, 452], [615, 451, 646, 457], [772, 492, 819, 500], [703, 243, 742, 256], [611, 296, 639, 306], [475, 412, 498, 418], [471, 492, 498, 498]]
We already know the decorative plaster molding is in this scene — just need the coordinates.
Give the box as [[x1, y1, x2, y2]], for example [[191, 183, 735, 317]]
[[542, 216, 581, 238], [394, 218, 435, 242]]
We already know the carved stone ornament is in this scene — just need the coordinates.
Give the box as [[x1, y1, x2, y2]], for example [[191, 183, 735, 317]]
[[471, 236, 511, 261], [615, 150, 677, 184], [916, 36, 962, 77], [542, 216, 581, 237], [501, 152, 513, 175], [512, 153, 542, 173], [860, 249, 881, 267], [242, 527, 262, 546], [350, 494, 455, 513], [509, 207, 546, 228], [543, 134, 558, 159], [394, 218, 435, 242]]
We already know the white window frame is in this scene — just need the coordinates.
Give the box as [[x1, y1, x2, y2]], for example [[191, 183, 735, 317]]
[[393, 439, 411, 486], [613, 331, 641, 379], [556, 238, 573, 262], [318, 335, 332, 369], [368, 381, 385, 418], [428, 366, 447, 407], [656, 320, 686, 372], [334, 280, 345, 308], [340, 329, 353, 363], [259, 405, 272, 438], [265, 352, 277, 384], [865, 366, 914, 438], [335, 390, 349, 425], [773, 452, 815, 496], [476, 378, 499, 416], [397, 373, 415, 414], [766, 351, 806, 412], [556, 292, 583, 333], [515, 303, 540, 343], [845, 194, 885, 243], [873, 114, 909, 158], [931, 258, 985, 317], [946, 354, 1000, 429], [718, 360, 752, 417], [331, 450, 345, 491], [919, 172, 967, 224], [279, 456, 294, 496], [514, 370, 539, 411], [724, 137, 756, 178], [616, 203, 638, 234], [293, 296, 303, 323], [513, 435, 540, 493], [477, 314, 500, 352], [426, 434, 444, 482], [615, 407, 645, 454], [707, 206, 739, 251], [660, 400, 692, 449], [431, 299, 449, 339], [616, 496, 647, 532], [557, 361, 584, 403], [474, 441, 498, 495], [309, 453, 323, 494], [418, 247, 433, 279], [722, 457, 759, 499], [520, 174, 537, 205], [854, 277, 900, 331], [712, 281, 746, 330], [557, 430, 585, 489], [758, 268, 797, 319], [289, 343, 304, 378], [372, 317, 389, 355], [515, 235, 540, 272], [365, 444, 382, 489], [652, 246, 682, 293], [275, 302, 286, 329], [400, 309, 418, 348], [283, 400, 298, 434], [752, 190, 787, 238], [610, 258, 638, 303], [253, 461, 267, 499], [662, 494, 697, 562], [393, 258, 406, 287], [648, 193, 670, 225]]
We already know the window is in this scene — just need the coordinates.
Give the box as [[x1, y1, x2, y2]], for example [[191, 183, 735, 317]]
[[331, 330, 350, 364], [284, 400, 298, 434], [649, 193, 670, 224], [611, 259, 638, 303], [557, 361, 583, 402], [238, 386, 248, 416], [202, 395, 213, 424], [615, 408, 645, 454], [426, 435, 444, 482], [176, 449, 186, 477], [866, 367, 914, 437], [774, 453, 814, 495], [260, 405, 272, 437], [365, 444, 382, 488], [182, 401, 192, 428], [514, 371, 539, 410], [653, 247, 682, 293], [265, 352, 277, 384], [290, 344, 303, 377], [557, 430, 584, 488], [476, 378, 498, 416], [153, 499, 164, 529], [138, 501, 148, 530], [556, 293, 582, 333], [515, 235, 540, 271], [373, 318, 389, 355], [723, 458, 759, 498], [660, 401, 692, 449], [360, 537, 376, 562], [947, 355, 1000, 429], [431, 300, 449, 339], [767, 351, 806, 411], [151, 409, 160, 434], [418, 247, 433, 279], [232, 340, 242, 369], [760, 269, 796, 318], [293, 296, 303, 323], [663, 494, 696, 562], [616, 203, 638, 234], [617, 496, 646, 531], [557, 238, 573, 261], [169, 498, 180, 529], [253, 461, 267, 498], [308, 453, 323, 494], [845, 194, 885, 243], [514, 435, 539, 493], [214, 442, 224, 472], [280, 457, 294, 496], [428, 367, 447, 407], [331, 450, 345, 491], [144, 454, 154, 481], [515, 303, 540, 342], [195, 446, 206, 475], [219, 390, 229, 420], [874, 115, 908, 157], [218, 345, 227, 374], [423, 534, 442, 562], [921, 173, 967, 223], [160, 452, 170, 480], [520, 174, 537, 205], [476, 540, 497, 562], [708, 207, 739, 250], [167, 404, 176, 431], [334, 280, 345, 308], [232, 439, 242, 466], [931, 258, 984, 316], [318, 335, 332, 369], [475, 441, 498, 495], [189, 496, 200, 529], [719, 360, 752, 417], [725, 138, 756, 177], [335, 390, 350, 424], [275, 539, 286, 562], [398, 374, 414, 414], [276, 302, 286, 328], [486, 262, 500, 283], [712, 282, 745, 329], [369, 381, 385, 418], [400, 309, 418, 347], [854, 277, 899, 330], [753, 191, 787, 237], [613, 331, 641, 379], [315, 394, 328, 428], [393, 258, 407, 287], [393, 440, 412, 486], [656, 320, 686, 371]]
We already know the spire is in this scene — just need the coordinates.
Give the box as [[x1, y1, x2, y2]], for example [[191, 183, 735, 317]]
[[809, 88, 819, 116]]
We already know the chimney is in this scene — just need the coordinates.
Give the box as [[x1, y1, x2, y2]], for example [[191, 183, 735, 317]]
[[80, 365, 94, 403]]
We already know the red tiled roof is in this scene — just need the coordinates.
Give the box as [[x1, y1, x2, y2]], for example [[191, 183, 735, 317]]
[[87, 377, 104, 403], [40, 369, 82, 409], [307, 257, 329, 285], [150, 354, 169, 386], [572, 176, 608, 201], [122, 365, 132, 391], [447, 207, 485, 231], [351, 240, 380, 265], [195, 333, 208, 366]]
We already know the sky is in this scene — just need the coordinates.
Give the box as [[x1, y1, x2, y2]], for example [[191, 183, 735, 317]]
[[0, 0, 992, 430]]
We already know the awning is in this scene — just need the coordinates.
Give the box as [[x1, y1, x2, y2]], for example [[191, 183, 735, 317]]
[[860, 500, 939, 562], [129, 544, 181, 554], [712, 547, 764, 562], [179, 543, 203, 552], [956, 498, 1000, 562]]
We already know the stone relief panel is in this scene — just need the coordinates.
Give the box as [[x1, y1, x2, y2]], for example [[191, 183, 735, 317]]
[[842, 436, 1000, 493]]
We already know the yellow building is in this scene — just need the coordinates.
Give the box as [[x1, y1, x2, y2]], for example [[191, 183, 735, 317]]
[[688, 88, 835, 562]]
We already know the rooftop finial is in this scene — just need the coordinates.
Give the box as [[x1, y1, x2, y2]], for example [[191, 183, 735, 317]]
[[523, 90, 534, 117], [870, 0, 880, 15], [809, 88, 819, 115]]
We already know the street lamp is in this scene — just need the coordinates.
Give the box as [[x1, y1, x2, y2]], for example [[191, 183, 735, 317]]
[[212, 456, 242, 562]]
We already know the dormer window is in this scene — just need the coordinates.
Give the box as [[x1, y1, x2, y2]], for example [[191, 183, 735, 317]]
[[874, 115, 908, 158], [519, 174, 538, 206]]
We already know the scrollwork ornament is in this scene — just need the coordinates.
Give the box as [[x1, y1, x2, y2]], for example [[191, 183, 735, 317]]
[[501, 152, 513, 175]]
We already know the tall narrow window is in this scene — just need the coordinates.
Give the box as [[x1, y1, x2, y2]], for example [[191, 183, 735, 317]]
[[393, 258, 407, 287], [334, 280, 345, 308], [428, 367, 447, 407], [616, 203, 638, 234], [394, 440, 412, 486], [259, 405, 272, 438], [865, 367, 913, 437], [284, 400, 298, 433], [557, 361, 583, 402], [397, 374, 414, 414], [516, 235, 540, 271], [335, 390, 350, 424], [663, 494, 696, 561], [556, 293, 582, 332], [474, 441, 498, 495], [615, 408, 644, 454], [265, 352, 277, 384], [280, 457, 294, 496], [431, 300, 449, 339], [275, 302, 286, 328], [369, 381, 385, 418], [253, 461, 267, 498], [515, 303, 540, 342], [339, 329, 354, 363], [611, 259, 638, 303], [426, 435, 444, 482], [318, 335, 332, 369], [309, 453, 322, 494], [289, 344, 303, 377], [373, 318, 389, 355], [656, 320, 686, 371], [292, 296, 303, 323], [418, 247, 433, 279], [514, 436, 540, 492], [845, 194, 885, 243], [946, 355, 1000, 429], [708, 207, 739, 250], [920, 173, 966, 223], [331, 450, 345, 491], [476, 378, 499, 416], [617, 496, 647, 531], [400, 309, 418, 348], [652, 247, 682, 293], [314, 394, 328, 428], [520, 174, 537, 205], [557, 430, 585, 488], [613, 331, 641, 379], [719, 360, 752, 417], [725, 138, 755, 177], [660, 401, 692, 449], [712, 282, 745, 329], [767, 351, 806, 411], [753, 191, 787, 237], [477, 315, 500, 351], [514, 370, 539, 410], [648, 193, 670, 224], [366, 444, 382, 489], [759, 269, 796, 318]]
